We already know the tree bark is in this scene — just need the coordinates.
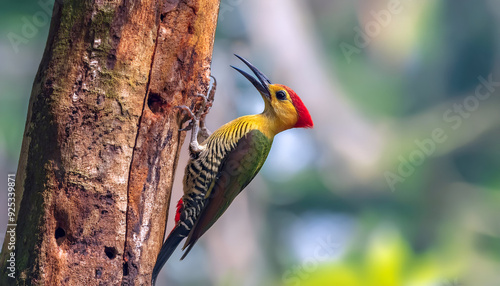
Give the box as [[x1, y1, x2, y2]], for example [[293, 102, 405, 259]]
[[0, 0, 219, 285]]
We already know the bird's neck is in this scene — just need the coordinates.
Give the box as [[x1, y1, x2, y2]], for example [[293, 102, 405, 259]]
[[246, 109, 290, 139]]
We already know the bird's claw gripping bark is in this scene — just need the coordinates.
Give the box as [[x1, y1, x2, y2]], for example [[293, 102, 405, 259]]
[[175, 105, 197, 132], [201, 76, 217, 116], [192, 76, 217, 124], [199, 76, 216, 138], [176, 76, 217, 153]]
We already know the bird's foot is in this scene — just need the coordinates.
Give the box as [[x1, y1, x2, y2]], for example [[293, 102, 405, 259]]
[[175, 75, 217, 153], [175, 105, 197, 132], [196, 76, 216, 140]]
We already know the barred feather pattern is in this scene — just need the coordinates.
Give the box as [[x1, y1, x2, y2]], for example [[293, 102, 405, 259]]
[[177, 117, 255, 235]]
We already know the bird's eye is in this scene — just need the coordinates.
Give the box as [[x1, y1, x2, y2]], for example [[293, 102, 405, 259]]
[[276, 90, 287, 100]]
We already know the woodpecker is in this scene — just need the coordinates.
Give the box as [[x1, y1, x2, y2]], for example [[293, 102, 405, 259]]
[[151, 55, 313, 284]]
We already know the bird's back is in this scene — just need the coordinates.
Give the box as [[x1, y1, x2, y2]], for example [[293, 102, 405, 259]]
[[179, 115, 273, 255]]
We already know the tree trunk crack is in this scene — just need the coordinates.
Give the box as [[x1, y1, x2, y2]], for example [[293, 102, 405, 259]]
[[122, 2, 164, 283]]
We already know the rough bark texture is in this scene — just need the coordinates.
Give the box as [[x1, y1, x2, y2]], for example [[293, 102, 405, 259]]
[[0, 0, 219, 285]]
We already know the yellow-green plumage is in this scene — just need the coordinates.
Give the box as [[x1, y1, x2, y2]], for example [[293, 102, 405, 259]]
[[180, 115, 273, 257]]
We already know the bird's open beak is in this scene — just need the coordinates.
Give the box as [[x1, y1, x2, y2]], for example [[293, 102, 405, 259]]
[[231, 54, 271, 99]]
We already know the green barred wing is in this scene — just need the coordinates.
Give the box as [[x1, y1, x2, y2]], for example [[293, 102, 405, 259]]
[[181, 129, 272, 256]]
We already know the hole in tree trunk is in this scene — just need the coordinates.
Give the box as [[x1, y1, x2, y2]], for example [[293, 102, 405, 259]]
[[55, 227, 66, 245], [54, 209, 69, 245], [104, 246, 117, 259], [147, 92, 167, 114], [55, 227, 66, 239]]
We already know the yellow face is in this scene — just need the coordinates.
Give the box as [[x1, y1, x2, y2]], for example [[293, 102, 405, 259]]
[[265, 84, 299, 131]]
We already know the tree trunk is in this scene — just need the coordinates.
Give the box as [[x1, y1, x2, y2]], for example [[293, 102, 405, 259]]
[[0, 0, 219, 285]]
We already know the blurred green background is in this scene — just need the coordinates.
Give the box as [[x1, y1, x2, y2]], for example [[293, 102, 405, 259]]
[[1, 0, 500, 285]]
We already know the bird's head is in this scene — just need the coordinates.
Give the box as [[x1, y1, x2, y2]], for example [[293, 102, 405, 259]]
[[232, 55, 314, 132]]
